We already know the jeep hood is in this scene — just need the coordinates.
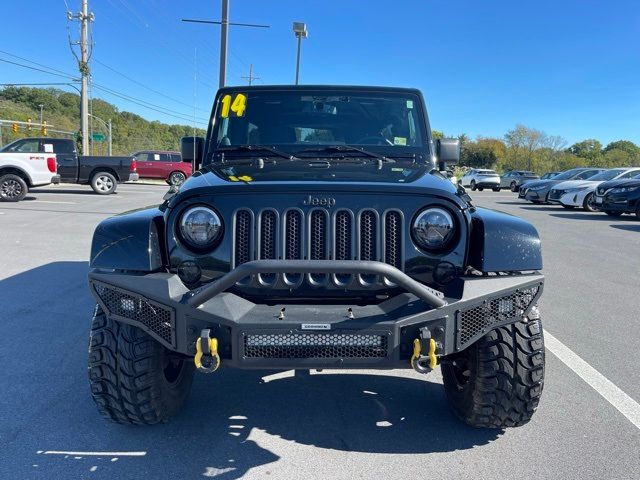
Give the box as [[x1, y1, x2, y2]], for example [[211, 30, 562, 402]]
[[176, 161, 457, 193]]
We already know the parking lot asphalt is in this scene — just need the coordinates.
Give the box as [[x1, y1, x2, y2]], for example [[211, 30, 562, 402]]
[[1, 183, 639, 480]]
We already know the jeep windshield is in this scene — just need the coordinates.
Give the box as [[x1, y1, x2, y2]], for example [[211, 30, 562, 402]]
[[206, 88, 429, 164]]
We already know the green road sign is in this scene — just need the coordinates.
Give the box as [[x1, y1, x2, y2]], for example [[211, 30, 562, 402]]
[[92, 133, 106, 142]]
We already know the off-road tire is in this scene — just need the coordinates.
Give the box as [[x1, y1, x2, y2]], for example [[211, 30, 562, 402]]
[[478, 187, 484, 191], [88, 307, 195, 425], [91, 172, 118, 195], [604, 210, 622, 217], [0, 173, 28, 202], [470, 180, 477, 191], [492, 187, 500, 192], [167, 171, 187, 186], [441, 317, 545, 428]]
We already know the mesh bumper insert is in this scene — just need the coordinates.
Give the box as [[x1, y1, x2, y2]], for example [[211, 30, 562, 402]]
[[92, 281, 175, 347], [456, 286, 540, 349], [243, 333, 388, 359]]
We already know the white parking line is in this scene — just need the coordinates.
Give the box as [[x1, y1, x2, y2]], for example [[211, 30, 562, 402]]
[[42, 451, 146, 457], [545, 331, 640, 430], [30, 200, 77, 205]]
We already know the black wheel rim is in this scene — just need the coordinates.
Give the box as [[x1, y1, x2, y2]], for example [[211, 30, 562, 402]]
[[0, 179, 22, 199], [450, 357, 471, 389], [163, 356, 185, 385]]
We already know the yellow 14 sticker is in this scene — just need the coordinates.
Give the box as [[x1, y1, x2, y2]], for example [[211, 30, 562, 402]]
[[220, 93, 247, 118]]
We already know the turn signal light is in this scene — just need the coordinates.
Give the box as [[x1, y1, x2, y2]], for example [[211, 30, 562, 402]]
[[130, 159, 137, 172], [46, 157, 57, 173]]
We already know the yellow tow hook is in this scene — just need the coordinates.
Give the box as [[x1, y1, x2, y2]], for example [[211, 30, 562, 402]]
[[411, 337, 438, 374], [194, 329, 220, 373]]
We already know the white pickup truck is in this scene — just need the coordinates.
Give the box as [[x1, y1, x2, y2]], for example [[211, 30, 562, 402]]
[[0, 139, 61, 202]]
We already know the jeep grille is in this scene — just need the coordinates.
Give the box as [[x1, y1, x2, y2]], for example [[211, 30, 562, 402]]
[[232, 208, 404, 287]]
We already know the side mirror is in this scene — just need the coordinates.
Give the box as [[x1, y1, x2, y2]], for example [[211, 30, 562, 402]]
[[436, 138, 460, 169], [181, 136, 205, 171]]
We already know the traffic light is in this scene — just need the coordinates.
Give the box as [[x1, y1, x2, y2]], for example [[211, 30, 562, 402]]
[[27, 118, 32, 132], [41, 121, 47, 136], [12, 123, 18, 133]]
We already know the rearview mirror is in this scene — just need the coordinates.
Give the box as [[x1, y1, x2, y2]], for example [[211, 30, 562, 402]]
[[436, 138, 460, 169], [181, 136, 205, 171]]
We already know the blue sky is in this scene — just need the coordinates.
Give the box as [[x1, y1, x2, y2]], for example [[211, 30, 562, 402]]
[[1, 0, 639, 145]]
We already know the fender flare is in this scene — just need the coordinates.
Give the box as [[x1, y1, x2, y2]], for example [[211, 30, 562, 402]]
[[468, 207, 542, 272], [90, 207, 166, 271]]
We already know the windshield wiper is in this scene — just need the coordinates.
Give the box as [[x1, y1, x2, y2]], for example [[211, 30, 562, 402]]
[[295, 145, 394, 162], [216, 145, 299, 161]]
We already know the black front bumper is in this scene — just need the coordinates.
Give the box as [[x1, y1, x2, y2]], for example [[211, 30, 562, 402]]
[[601, 193, 638, 213], [88, 260, 543, 370]]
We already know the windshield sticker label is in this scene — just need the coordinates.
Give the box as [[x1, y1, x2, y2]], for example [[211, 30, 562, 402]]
[[220, 93, 247, 118], [406, 100, 414, 109], [393, 137, 407, 146], [301, 323, 331, 330], [228, 175, 252, 182]]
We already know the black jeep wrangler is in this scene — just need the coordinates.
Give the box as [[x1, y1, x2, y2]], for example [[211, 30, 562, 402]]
[[87, 85, 545, 428]]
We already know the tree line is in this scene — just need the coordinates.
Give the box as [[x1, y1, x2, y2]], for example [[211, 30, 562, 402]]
[[0, 86, 206, 155], [433, 125, 640, 174]]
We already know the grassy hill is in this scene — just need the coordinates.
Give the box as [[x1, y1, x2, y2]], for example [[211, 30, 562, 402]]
[[0, 86, 206, 155]]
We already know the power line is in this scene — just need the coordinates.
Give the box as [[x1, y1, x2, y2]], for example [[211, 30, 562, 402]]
[[93, 58, 208, 112], [91, 84, 208, 125], [0, 49, 77, 78], [0, 49, 207, 125], [91, 82, 209, 122], [0, 58, 77, 80]]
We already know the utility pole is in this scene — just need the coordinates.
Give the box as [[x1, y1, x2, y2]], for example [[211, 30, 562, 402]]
[[183, 2, 269, 88], [241, 64, 260, 85], [219, 0, 229, 88], [68, 1, 94, 154], [108, 119, 112, 156], [80, 0, 91, 155]]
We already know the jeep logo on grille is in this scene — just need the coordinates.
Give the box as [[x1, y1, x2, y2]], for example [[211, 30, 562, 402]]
[[302, 195, 336, 207]]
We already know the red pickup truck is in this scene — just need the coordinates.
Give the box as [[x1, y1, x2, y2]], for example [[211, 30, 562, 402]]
[[132, 150, 192, 185]]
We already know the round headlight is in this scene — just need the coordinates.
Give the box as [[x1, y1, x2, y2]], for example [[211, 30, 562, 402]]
[[412, 207, 455, 251], [179, 206, 223, 250]]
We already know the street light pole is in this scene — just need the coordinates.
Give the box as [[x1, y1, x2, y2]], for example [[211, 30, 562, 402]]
[[292, 22, 308, 85], [88, 113, 112, 156], [219, 0, 229, 88], [38, 104, 44, 125]]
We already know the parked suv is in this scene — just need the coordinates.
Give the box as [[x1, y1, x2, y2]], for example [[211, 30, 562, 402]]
[[132, 150, 192, 185], [500, 170, 539, 192], [459, 169, 501, 191], [87, 85, 544, 429]]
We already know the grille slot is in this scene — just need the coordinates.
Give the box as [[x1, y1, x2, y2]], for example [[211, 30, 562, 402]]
[[243, 332, 388, 359], [284, 210, 303, 284], [259, 210, 277, 283], [334, 210, 353, 285], [359, 210, 378, 283], [384, 211, 402, 270], [92, 282, 175, 347], [309, 210, 328, 284], [456, 286, 540, 349], [234, 209, 252, 267]]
